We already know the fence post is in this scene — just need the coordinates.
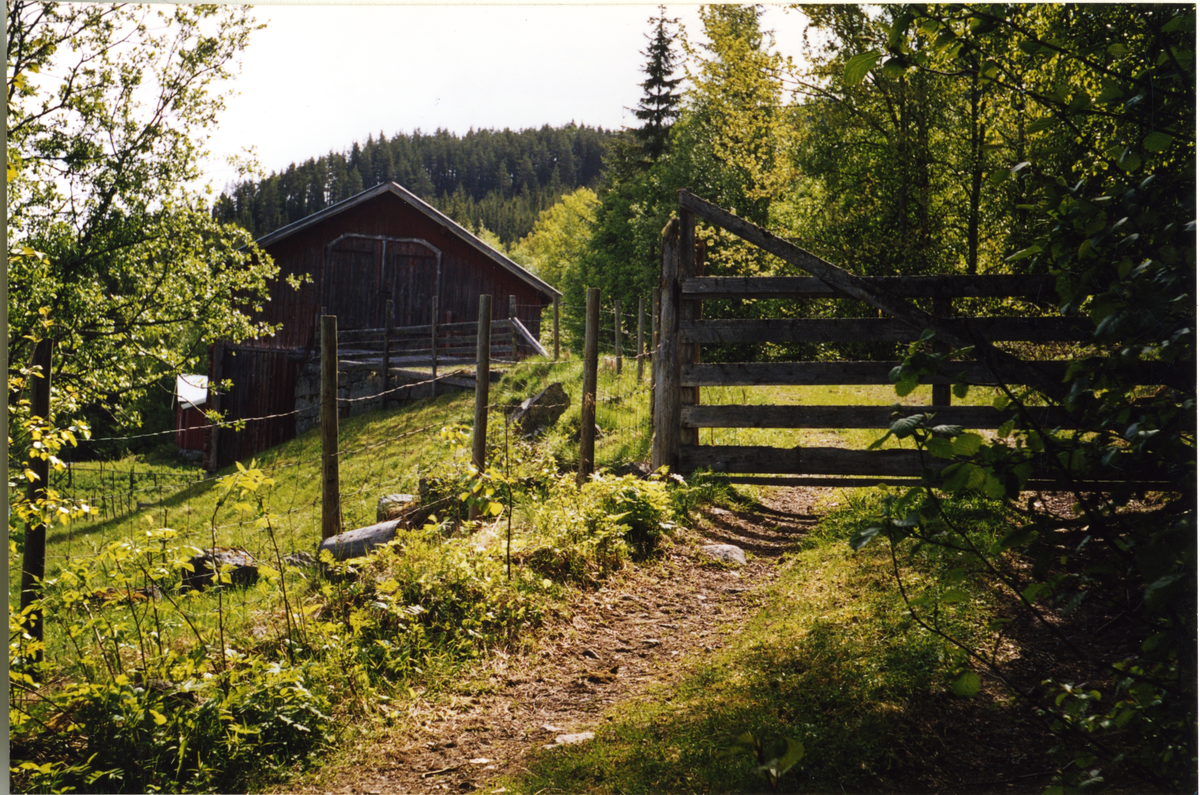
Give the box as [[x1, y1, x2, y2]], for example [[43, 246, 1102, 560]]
[[20, 338, 51, 672], [652, 221, 682, 471], [206, 341, 223, 472], [614, 299, 623, 376], [681, 225, 701, 448], [472, 295, 492, 474], [579, 287, 600, 484], [382, 299, 393, 409], [932, 296, 952, 406], [553, 296, 560, 361], [650, 285, 659, 427], [636, 296, 646, 385], [320, 315, 342, 540], [509, 294, 519, 360], [430, 294, 439, 398]]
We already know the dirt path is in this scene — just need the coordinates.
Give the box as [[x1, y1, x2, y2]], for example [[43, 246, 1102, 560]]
[[293, 488, 828, 795]]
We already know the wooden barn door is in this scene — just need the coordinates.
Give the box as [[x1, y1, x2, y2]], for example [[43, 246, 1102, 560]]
[[325, 236, 382, 329], [383, 240, 440, 327]]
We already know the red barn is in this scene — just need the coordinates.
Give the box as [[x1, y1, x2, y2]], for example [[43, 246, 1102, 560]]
[[206, 181, 559, 469]]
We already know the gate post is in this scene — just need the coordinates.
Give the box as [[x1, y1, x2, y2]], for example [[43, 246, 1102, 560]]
[[320, 315, 342, 540], [653, 220, 683, 471]]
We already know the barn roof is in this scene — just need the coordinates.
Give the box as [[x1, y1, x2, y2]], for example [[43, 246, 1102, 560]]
[[255, 181, 560, 299]]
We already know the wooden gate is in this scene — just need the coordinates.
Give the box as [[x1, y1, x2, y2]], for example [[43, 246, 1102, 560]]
[[652, 191, 1186, 488]]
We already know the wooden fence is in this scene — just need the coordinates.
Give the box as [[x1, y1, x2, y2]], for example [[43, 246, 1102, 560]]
[[652, 190, 1189, 488]]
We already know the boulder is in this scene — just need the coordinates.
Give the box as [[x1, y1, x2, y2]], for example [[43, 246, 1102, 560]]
[[182, 547, 259, 590], [376, 493, 416, 523], [699, 543, 747, 567], [509, 382, 570, 437], [317, 518, 405, 562], [608, 461, 653, 479]]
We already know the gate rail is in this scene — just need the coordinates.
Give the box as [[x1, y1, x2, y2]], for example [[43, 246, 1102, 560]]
[[652, 190, 1190, 489]]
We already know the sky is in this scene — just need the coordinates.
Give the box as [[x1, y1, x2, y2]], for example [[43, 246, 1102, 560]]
[[201, 3, 812, 193]]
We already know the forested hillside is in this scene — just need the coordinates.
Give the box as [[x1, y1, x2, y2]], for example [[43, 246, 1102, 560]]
[[212, 124, 614, 244]]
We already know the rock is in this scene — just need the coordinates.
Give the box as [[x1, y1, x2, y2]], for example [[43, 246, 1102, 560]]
[[608, 461, 653, 479], [282, 551, 316, 569], [176, 448, 205, 465], [509, 382, 569, 437], [554, 732, 594, 746], [182, 547, 258, 591], [699, 544, 747, 567], [376, 493, 416, 523], [317, 518, 404, 562]]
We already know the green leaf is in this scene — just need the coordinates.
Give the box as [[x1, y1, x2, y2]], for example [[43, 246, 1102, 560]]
[[844, 51, 880, 85], [1026, 117, 1057, 134], [849, 526, 882, 551], [1006, 243, 1043, 262], [941, 589, 971, 604], [951, 433, 985, 457], [951, 670, 982, 697], [952, 381, 969, 399], [927, 437, 954, 459], [1143, 131, 1174, 152]]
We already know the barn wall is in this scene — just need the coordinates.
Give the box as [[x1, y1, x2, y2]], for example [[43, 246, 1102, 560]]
[[246, 191, 550, 351], [210, 188, 554, 470]]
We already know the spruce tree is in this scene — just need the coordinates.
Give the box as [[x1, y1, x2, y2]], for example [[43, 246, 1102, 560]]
[[631, 6, 683, 162]]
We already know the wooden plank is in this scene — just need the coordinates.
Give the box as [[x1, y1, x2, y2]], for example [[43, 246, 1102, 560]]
[[681, 361, 1065, 387], [677, 190, 1068, 399], [682, 359, 1191, 388], [678, 445, 933, 476], [717, 475, 1174, 491], [681, 275, 1058, 300], [681, 317, 1091, 345], [682, 404, 1075, 429], [512, 316, 549, 357], [652, 219, 683, 470], [681, 207, 699, 448]]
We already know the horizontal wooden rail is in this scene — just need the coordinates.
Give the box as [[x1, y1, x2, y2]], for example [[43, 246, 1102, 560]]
[[681, 360, 1190, 388], [681, 274, 1058, 300], [682, 404, 1075, 429], [680, 445, 935, 477], [682, 361, 1062, 387], [681, 316, 1091, 345]]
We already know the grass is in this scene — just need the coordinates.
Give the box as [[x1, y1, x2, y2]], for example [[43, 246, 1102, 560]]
[[499, 489, 1010, 794], [14, 351, 1014, 792]]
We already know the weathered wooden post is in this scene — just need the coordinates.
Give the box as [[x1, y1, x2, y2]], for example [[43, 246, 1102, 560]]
[[382, 298, 393, 409], [614, 299, 623, 375], [553, 296, 560, 361], [681, 224, 701, 449], [20, 338, 51, 671], [578, 287, 600, 484], [206, 341, 223, 472], [321, 315, 342, 540], [470, 296, 493, 522], [636, 296, 646, 384], [650, 285, 660, 426], [652, 221, 682, 471], [509, 294, 519, 360], [430, 294, 439, 398], [473, 295, 492, 474], [932, 296, 952, 406]]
